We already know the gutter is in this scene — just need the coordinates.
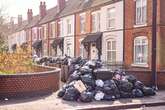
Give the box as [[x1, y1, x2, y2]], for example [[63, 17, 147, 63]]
[[151, 0, 158, 89]]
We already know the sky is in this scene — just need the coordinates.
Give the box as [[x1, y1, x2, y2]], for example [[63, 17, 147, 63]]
[[0, 0, 57, 22]]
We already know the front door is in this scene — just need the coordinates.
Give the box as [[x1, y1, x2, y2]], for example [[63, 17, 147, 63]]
[[90, 43, 98, 60]]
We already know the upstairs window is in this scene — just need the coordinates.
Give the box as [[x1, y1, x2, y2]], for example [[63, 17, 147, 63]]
[[80, 13, 86, 33], [134, 36, 148, 65], [67, 19, 72, 35], [107, 8, 115, 30], [135, 0, 147, 25], [50, 22, 56, 38], [92, 11, 100, 32]]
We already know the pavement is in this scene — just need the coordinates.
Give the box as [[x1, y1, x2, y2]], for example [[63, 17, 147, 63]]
[[0, 91, 165, 110]]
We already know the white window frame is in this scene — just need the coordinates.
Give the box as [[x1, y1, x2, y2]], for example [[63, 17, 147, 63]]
[[107, 7, 115, 30], [106, 39, 117, 63], [58, 21, 63, 37], [133, 36, 148, 67], [80, 13, 86, 33], [92, 11, 100, 32], [50, 22, 56, 38], [135, 0, 147, 26], [66, 19, 72, 35]]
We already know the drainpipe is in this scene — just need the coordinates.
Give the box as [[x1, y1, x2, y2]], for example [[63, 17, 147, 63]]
[[151, 0, 157, 90]]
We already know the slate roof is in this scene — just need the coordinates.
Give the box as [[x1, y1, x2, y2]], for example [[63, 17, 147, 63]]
[[39, 7, 58, 25], [16, 20, 28, 32], [25, 15, 40, 29], [58, 0, 83, 17]]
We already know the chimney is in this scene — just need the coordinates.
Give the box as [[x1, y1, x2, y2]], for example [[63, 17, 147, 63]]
[[57, 0, 66, 13], [18, 15, 22, 26], [39, 1, 47, 19], [27, 9, 33, 23]]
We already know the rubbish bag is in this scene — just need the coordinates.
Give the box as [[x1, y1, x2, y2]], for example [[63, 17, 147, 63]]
[[120, 91, 132, 98], [68, 71, 80, 83], [118, 80, 133, 93], [80, 66, 92, 74], [142, 87, 156, 96], [103, 95, 116, 101], [134, 81, 144, 90], [95, 79, 104, 87], [85, 61, 96, 69], [125, 75, 137, 85], [103, 80, 120, 97], [94, 91, 105, 101], [132, 89, 144, 98], [79, 91, 94, 102], [58, 89, 66, 98], [81, 74, 95, 87], [62, 87, 80, 101]]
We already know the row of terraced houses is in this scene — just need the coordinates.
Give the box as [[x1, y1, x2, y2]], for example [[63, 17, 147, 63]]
[[8, 0, 165, 72]]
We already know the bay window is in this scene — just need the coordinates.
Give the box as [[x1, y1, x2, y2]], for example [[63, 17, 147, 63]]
[[134, 36, 148, 65], [107, 39, 116, 62]]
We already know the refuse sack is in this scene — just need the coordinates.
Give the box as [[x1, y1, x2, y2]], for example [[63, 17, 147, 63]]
[[120, 91, 132, 98], [132, 89, 144, 98], [103, 80, 120, 97], [62, 87, 80, 101], [79, 91, 94, 102], [58, 89, 66, 98], [134, 81, 144, 90], [85, 61, 96, 69], [94, 91, 105, 101], [118, 80, 133, 93], [142, 87, 156, 96], [103, 95, 115, 101], [125, 75, 137, 85], [80, 66, 92, 74], [81, 74, 95, 87], [68, 71, 80, 83], [95, 79, 104, 87]]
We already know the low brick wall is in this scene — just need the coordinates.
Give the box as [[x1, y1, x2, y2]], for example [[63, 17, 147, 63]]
[[126, 69, 165, 89], [0, 66, 61, 99]]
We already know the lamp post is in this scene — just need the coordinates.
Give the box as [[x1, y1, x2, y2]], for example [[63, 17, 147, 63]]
[[151, 0, 157, 90]]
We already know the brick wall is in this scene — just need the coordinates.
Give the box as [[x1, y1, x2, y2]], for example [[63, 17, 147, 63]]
[[75, 10, 92, 57], [0, 66, 60, 99], [124, 0, 153, 69]]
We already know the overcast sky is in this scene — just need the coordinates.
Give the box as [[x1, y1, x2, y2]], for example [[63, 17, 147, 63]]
[[0, 0, 57, 21]]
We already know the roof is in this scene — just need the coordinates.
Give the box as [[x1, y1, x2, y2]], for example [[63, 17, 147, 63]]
[[82, 32, 102, 44], [16, 20, 28, 32], [58, 0, 83, 17], [25, 15, 40, 29], [39, 7, 58, 25]]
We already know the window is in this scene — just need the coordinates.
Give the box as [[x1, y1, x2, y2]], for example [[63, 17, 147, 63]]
[[107, 8, 115, 29], [80, 14, 86, 33], [135, 0, 147, 25], [50, 22, 56, 37], [43, 25, 47, 39], [92, 11, 100, 32], [32, 28, 37, 40], [67, 19, 72, 35], [66, 43, 71, 56], [134, 36, 148, 65], [106, 39, 116, 62], [58, 21, 63, 37]]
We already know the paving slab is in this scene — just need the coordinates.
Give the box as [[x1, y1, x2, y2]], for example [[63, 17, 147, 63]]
[[0, 91, 165, 110]]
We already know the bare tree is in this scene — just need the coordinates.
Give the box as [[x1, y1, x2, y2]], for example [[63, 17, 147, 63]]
[[0, 8, 9, 52]]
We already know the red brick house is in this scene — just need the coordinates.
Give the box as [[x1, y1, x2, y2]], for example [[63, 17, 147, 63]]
[[124, 0, 165, 88], [124, 0, 165, 70]]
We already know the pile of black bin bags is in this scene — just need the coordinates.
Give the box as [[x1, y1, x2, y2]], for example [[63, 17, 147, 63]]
[[58, 57, 156, 103], [34, 56, 70, 65]]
